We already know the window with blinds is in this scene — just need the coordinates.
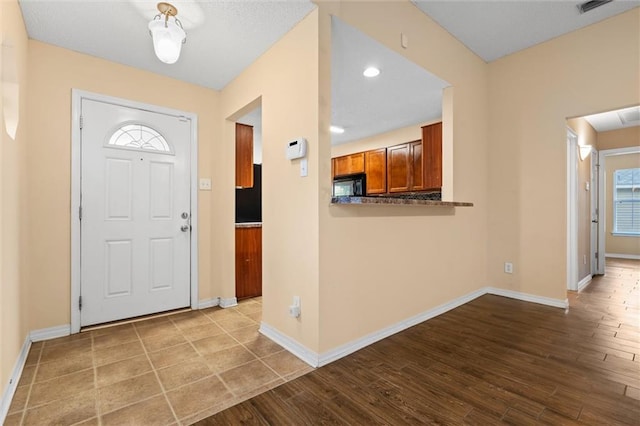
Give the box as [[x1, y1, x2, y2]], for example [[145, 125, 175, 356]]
[[613, 168, 640, 235]]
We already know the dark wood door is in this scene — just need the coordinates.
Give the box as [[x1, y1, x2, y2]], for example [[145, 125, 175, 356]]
[[365, 148, 387, 194], [422, 122, 442, 190], [387, 143, 410, 193], [235, 227, 262, 299], [235, 123, 254, 188]]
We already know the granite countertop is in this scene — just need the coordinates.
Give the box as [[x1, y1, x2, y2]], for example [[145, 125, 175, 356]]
[[330, 196, 473, 207], [235, 222, 262, 228]]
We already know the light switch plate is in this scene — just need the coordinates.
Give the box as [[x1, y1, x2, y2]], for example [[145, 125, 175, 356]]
[[199, 178, 212, 190]]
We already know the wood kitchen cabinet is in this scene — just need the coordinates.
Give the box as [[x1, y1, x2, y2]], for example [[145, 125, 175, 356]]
[[387, 140, 423, 193], [422, 122, 442, 189], [364, 148, 387, 194], [235, 226, 262, 300], [333, 152, 365, 177], [236, 123, 254, 188]]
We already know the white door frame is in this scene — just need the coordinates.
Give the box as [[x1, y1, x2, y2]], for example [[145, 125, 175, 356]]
[[590, 148, 601, 276], [566, 128, 579, 291], [597, 145, 640, 268], [70, 89, 199, 333]]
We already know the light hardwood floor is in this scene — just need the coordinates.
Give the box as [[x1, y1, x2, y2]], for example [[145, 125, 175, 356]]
[[198, 258, 640, 425]]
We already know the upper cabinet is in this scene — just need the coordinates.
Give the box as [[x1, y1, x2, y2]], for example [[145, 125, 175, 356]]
[[422, 122, 442, 190], [333, 152, 365, 177], [236, 123, 254, 188], [332, 122, 443, 195], [365, 148, 387, 194], [387, 140, 423, 193]]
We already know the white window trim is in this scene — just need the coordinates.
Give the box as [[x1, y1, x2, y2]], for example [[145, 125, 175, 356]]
[[612, 167, 640, 236]]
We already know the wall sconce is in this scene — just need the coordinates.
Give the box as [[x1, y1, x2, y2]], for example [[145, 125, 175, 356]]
[[148, 2, 186, 64], [579, 145, 593, 161]]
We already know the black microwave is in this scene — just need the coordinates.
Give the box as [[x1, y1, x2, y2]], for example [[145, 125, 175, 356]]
[[333, 173, 366, 197]]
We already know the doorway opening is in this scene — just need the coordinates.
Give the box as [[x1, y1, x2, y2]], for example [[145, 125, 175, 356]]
[[234, 100, 263, 301]]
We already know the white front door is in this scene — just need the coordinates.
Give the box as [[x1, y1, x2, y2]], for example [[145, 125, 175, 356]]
[[80, 99, 191, 327]]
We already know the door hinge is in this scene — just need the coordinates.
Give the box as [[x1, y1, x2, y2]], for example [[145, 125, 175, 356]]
[[595, 252, 599, 260], [79, 115, 84, 130], [79, 206, 82, 220], [79, 296, 82, 310]]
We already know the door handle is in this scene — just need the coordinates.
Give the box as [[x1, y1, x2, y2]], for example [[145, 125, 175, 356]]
[[592, 220, 598, 223], [180, 225, 190, 232]]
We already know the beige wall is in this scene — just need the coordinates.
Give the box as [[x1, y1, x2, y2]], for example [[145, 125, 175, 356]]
[[605, 153, 640, 257], [27, 41, 220, 330], [317, 1, 489, 352], [1, 0, 29, 398], [598, 126, 640, 151], [487, 9, 639, 300], [220, 10, 321, 351], [567, 117, 597, 281], [331, 119, 440, 157]]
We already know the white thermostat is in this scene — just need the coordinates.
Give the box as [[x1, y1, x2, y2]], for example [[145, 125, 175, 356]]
[[286, 138, 307, 160]]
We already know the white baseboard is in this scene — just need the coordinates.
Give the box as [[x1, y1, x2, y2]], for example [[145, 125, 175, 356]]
[[605, 253, 640, 260], [317, 288, 487, 367], [198, 298, 220, 309], [486, 287, 568, 309], [259, 287, 569, 370], [259, 322, 319, 368], [219, 297, 238, 308], [1, 335, 31, 425], [577, 275, 593, 292], [30, 324, 70, 342]]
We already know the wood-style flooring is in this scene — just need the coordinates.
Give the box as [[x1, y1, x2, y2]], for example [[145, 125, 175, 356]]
[[198, 258, 640, 425]]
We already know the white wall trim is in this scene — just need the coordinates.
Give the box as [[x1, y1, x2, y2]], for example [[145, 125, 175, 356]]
[[259, 287, 570, 370], [70, 89, 199, 333], [317, 288, 487, 367], [605, 253, 640, 260], [198, 298, 220, 309], [577, 275, 593, 292], [259, 322, 319, 367], [30, 325, 71, 342], [486, 287, 568, 309], [567, 128, 579, 291], [219, 297, 238, 308], [0, 335, 31, 425]]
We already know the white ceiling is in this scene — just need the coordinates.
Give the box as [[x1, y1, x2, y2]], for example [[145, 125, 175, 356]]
[[18, 0, 316, 91], [584, 105, 640, 132], [413, 0, 640, 63], [331, 17, 448, 145], [18, 0, 640, 143]]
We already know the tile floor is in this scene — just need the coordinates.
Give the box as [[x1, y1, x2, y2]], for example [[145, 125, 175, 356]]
[[5, 298, 313, 425]]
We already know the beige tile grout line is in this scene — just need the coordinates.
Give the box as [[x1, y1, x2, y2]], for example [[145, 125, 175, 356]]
[[132, 321, 181, 426], [17, 342, 43, 426]]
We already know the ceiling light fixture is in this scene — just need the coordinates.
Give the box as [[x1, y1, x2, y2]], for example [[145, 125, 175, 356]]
[[330, 125, 345, 134], [363, 67, 380, 78], [148, 2, 186, 64], [577, 0, 613, 14]]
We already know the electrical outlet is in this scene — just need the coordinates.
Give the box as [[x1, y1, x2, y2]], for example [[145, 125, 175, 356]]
[[199, 178, 212, 190], [504, 262, 513, 274], [289, 296, 301, 318]]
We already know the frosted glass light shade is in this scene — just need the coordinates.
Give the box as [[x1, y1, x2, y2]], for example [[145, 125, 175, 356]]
[[148, 18, 185, 64]]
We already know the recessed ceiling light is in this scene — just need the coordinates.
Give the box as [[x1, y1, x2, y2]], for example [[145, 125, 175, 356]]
[[363, 67, 380, 78], [330, 125, 345, 134]]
